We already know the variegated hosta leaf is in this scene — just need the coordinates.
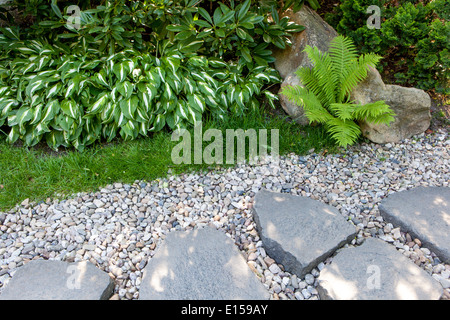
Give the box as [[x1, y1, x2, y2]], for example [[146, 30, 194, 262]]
[[117, 80, 134, 99], [120, 119, 139, 140], [119, 95, 139, 120], [113, 61, 132, 83], [25, 79, 44, 97], [187, 93, 205, 113], [61, 99, 80, 119], [29, 104, 43, 125], [94, 70, 110, 88], [46, 83, 62, 100], [88, 92, 109, 114], [149, 113, 166, 132]]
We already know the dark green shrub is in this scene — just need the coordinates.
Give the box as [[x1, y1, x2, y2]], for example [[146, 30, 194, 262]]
[[325, 0, 449, 94]]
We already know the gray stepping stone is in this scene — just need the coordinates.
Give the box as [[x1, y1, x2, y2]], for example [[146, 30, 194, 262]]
[[139, 227, 269, 300], [252, 189, 357, 278], [0, 260, 114, 300], [379, 186, 450, 263], [317, 237, 444, 300]]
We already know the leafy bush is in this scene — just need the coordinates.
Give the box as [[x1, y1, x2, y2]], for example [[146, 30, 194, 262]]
[[0, 0, 309, 151], [325, 0, 449, 94], [281, 36, 395, 148]]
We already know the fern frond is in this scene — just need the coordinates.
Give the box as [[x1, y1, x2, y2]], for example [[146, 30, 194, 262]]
[[325, 117, 361, 148], [302, 46, 337, 106], [351, 100, 396, 124], [281, 85, 334, 124], [328, 36, 359, 100], [338, 53, 383, 102], [295, 66, 329, 107], [328, 103, 357, 121]]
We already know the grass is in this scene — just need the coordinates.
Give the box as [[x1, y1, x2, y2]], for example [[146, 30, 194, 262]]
[[0, 107, 339, 211]]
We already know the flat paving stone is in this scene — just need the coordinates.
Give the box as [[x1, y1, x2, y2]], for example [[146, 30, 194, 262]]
[[317, 237, 444, 300], [0, 260, 114, 300], [139, 226, 270, 300], [253, 189, 357, 278], [379, 186, 450, 263]]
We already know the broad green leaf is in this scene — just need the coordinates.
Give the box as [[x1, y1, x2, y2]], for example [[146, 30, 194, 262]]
[[25, 79, 44, 97], [119, 95, 139, 120], [149, 113, 165, 132], [6, 126, 19, 144], [88, 92, 109, 114], [188, 94, 205, 113], [113, 61, 131, 82], [65, 80, 77, 99], [95, 70, 110, 88], [61, 99, 79, 118], [29, 104, 43, 125], [238, 0, 251, 21], [197, 7, 213, 25], [41, 100, 60, 123], [117, 80, 134, 99]]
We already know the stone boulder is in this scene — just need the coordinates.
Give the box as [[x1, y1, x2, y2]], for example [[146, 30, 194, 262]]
[[274, 5, 338, 126], [274, 6, 431, 142], [273, 6, 338, 79], [351, 67, 431, 143]]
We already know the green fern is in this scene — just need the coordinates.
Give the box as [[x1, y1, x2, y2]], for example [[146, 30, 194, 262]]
[[281, 35, 396, 148]]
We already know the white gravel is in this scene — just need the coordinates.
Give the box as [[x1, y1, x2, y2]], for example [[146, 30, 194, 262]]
[[0, 129, 449, 300]]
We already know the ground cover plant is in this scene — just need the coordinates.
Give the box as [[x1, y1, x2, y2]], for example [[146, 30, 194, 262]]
[[0, 0, 310, 151]]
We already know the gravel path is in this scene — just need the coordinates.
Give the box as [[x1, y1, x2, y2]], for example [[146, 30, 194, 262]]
[[0, 129, 449, 300]]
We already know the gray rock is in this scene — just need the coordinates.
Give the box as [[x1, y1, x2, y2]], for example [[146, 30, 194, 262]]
[[273, 6, 338, 79], [139, 227, 269, 300], [379, 186, 450, 263], [317, 238, 443, 300], [278, 72, 310, 126], [352, 66, 431, 143], [0, 260, 114, 300], [274, 5, 338, 126], [253, 189, 356, 278]]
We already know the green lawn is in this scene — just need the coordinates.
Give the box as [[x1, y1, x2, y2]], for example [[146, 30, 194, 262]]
[[0, 108, 339, 211]]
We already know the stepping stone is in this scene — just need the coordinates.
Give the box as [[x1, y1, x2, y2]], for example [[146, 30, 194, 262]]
[[379, 186, 450, 263], [139, 227, 269, 300], [252, 189, 356, 278], [0, 260, 114, 300], [317, 237, 444, 300]]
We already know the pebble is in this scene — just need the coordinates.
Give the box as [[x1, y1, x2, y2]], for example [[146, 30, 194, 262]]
[[0, 130, 448, 300]]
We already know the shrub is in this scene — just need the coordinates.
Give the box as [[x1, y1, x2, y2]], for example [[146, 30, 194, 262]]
[[325, 0, 449, 94], [281, 35, 395, 148]]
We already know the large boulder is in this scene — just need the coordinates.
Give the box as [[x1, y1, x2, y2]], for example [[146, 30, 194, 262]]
[[351, 67, 431, 143], [273, 6, 338, 79], [274, 6, 431, 142], [274, 6, 338, 126]]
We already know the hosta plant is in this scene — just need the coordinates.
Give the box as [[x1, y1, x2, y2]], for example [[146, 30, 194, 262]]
[[0, 38, 279, 151], [281, 35, 396, 148]]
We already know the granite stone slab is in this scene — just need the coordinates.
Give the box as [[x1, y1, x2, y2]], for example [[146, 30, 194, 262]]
[[317, 237, 443, 300], [252, 189, 357, 278], [379, 186, 450, 263], [139, 227, 270, 300], [0, 259, 114, 300]]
